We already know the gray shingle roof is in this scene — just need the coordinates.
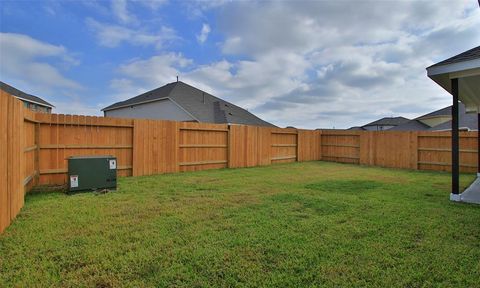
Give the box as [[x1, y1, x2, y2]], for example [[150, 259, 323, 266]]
[[428, 46, 480, 68], [102, 82, 177, 111], [103, 81, 275, 127], [429, 120, 466, 131], [428, 108, 477, 131], [388, 120, 430, 131], [0, 81, 54, 108], [347, 126, 366, 130], [389, 103, 478, 131], [363, 116, 410, 127], [416, 105, 451, 119]]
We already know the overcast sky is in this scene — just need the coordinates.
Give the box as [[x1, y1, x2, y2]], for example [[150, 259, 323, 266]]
[[1, 0, 479, 128]]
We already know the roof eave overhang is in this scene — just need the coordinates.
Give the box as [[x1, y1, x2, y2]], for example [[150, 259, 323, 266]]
[[101, 97, 170, 112], [427, 58, 480, 113], [101, 97, 201, 122], [13, 96, 55, 108]]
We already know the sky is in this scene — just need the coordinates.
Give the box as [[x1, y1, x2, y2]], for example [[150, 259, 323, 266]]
[[0, 0, 479, 129]]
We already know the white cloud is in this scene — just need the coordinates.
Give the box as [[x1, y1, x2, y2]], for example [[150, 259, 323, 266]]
[[109, 53, 192, 100], [180, 0, 229, 18], [215, 1, 480, 128], [109, 51, 308, 113], [196, 23, 211, 43], [0, 33, 81, 91], [53, 101, 103, 116], [108, 1, 480, 129], [0, 33, 91, 114], [134, 0, 168, 10], [111, 0, 137, 24], [86, 18, 177, 48]]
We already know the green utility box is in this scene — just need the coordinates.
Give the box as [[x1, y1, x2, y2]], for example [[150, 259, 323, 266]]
[[68, 156, 117, 193]]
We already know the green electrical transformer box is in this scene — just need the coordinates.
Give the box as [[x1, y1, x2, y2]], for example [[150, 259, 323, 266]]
[[68, 156, 117, 193]]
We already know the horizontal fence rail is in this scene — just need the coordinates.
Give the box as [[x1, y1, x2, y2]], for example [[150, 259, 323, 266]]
[[1, 88, 479, 233]]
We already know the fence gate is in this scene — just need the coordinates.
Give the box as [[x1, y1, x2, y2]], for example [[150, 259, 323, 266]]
[[178, 122, 229, 172], [271, 129, 298, 163]]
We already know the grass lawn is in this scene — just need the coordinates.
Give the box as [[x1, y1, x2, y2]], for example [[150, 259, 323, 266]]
[[1, 161, 480, 287]]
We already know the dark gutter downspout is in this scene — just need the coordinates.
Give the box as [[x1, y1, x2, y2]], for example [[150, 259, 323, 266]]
[[452, 78, 460, 195]]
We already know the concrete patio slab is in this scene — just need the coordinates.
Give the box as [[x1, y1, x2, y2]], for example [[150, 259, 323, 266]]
[[457, 176, 480, 204]]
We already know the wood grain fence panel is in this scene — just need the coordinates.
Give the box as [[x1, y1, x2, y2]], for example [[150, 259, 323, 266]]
[[23, 111, 37, 191], [132, 119, 144, 176], [371, 131, 413, 169], [132, 119, 178, 176], [37, 114, 134, 184], [229, 125, 267, 167], [321, 131, 360, 164], [256, 127, 272, 166], [228, 125, 243, 168], [179, 122, 228, 172], [229, 125, 259, 168], [0, 90, 9, 233], [297, 130, 321, 161], [359, 131, 374, 165], [417, 131, 477, 173], [7, 94, 25, 226], [244, 125, 259, 167], [271, 129, 297, 163]]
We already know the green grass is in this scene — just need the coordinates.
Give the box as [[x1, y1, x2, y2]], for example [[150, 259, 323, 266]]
[[1, 161, 480, 287]]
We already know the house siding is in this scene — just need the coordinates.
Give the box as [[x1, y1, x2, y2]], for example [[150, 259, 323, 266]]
[[363, 125, 395, 131], [104, 98, 196, 121], [22, 101, 52, 113], [418, 116, 451, 127]]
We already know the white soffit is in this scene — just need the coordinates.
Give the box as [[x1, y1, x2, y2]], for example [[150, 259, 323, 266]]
[[427, 59, 480, 114]]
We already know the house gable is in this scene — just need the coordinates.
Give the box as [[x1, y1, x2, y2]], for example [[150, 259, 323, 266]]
[[103, 81, 275, 127], [104, 98, 196, 122]]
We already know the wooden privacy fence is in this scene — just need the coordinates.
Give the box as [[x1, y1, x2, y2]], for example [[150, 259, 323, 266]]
[[33, 117, 479, 185], [1, 89, 480, 233], [320, 130, 478, 173], [132, 121, 308, 175], [1, 90, 28, 234]]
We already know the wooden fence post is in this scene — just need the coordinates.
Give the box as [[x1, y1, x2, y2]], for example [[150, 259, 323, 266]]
[[132, 119, 139, 177], [359, 131, 370, 165], [34, 122, 40, 185], [227, 124, 231, 168], [296, 129, 299, 162], [317, 130, 322, 161], [410, 131, 418, 170]]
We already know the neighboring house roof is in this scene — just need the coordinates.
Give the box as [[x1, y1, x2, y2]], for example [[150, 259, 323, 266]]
[[427, 119, 475, 131], [390, 103, 478, 131], [427, 46, 480, 68], [428, 109, 477, 131], [389, 120, 430, 131], [417, 106, 451, 119], [0, 81, 54, 108], [347, 126, 366, 131], [103, 81, 275, 127], [362, 116, 410, 127]]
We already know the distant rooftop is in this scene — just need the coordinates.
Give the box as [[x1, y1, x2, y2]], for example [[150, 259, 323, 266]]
[[390, 103, 478, 131], [363, 116, 410, 127], [103, 81, 275, 127], [428, 46, 480, 68], [0, 81, 54, 108], [416, 106, 451, 119]]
